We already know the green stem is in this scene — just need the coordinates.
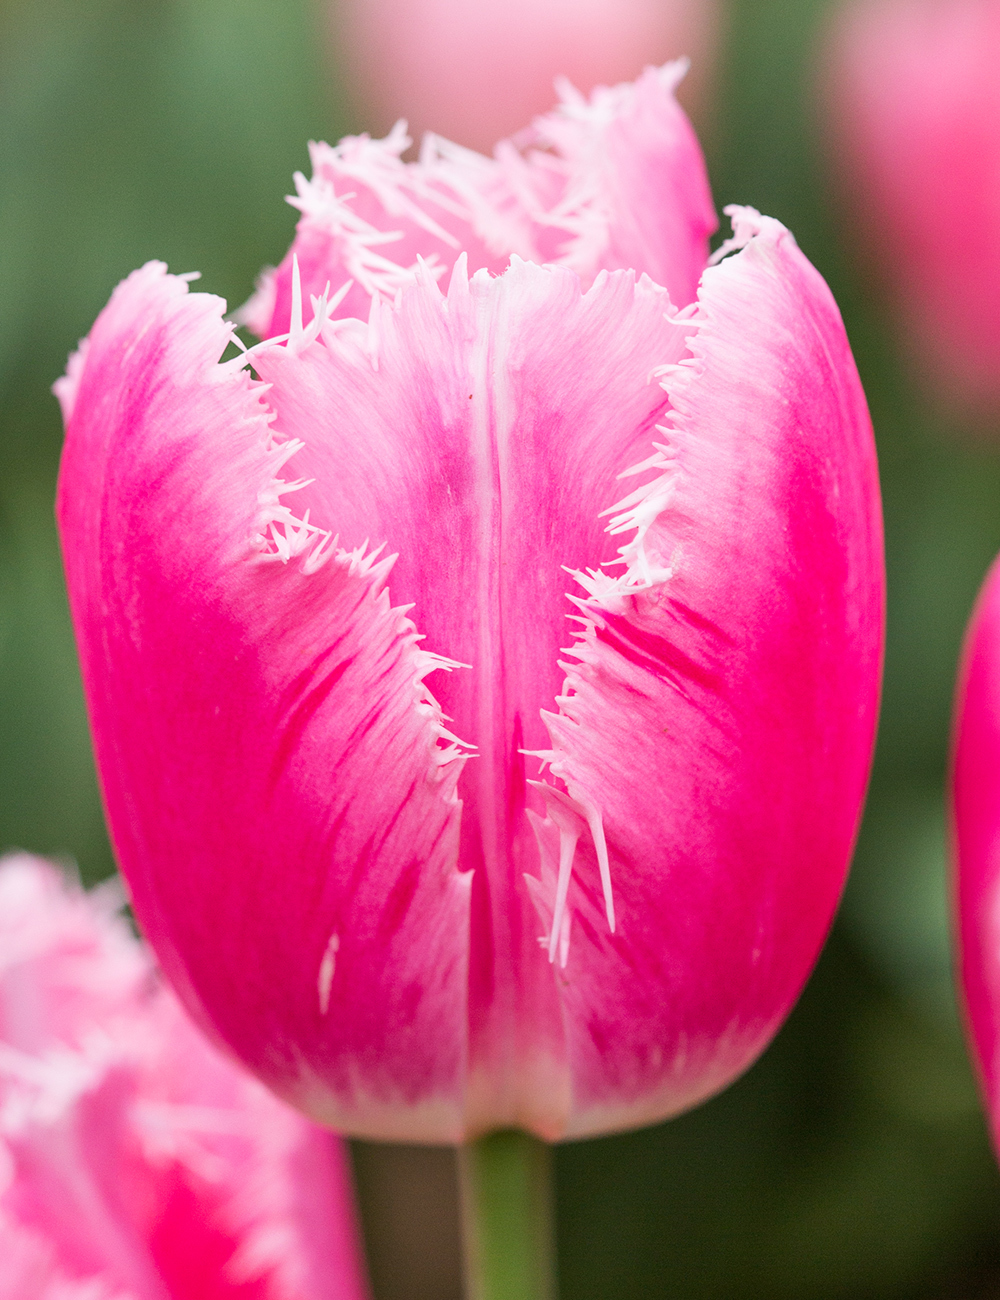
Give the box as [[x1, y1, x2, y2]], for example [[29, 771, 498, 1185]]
[[458, 1130, 557, 1300]]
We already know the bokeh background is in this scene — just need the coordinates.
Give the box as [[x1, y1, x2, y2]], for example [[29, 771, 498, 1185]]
[[3, 0, 1000, 1296]]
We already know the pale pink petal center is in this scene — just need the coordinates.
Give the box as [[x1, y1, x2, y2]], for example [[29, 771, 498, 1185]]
[[251, 258, 692, 1129]]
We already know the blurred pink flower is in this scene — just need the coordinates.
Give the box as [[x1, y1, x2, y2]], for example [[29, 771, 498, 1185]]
[[332, 0, 719, 151], [56, 69, 884, 1145], [952, 560, 1000, 1149], [828, 0, 1000, 419], [0, 854, 369, 1300]]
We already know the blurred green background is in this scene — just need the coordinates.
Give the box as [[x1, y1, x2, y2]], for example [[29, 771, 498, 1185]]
[[3, 0, 1000, 1296]]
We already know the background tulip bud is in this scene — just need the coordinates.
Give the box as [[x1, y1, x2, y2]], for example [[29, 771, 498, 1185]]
[[330, 0, 720, 152], [827, 0, 1000, 422], [952, 558, 1000, 1153]]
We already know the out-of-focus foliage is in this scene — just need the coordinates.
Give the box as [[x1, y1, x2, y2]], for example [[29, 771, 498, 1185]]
[[2, 0, 1000, 1296], [0, 0, 340, 882]]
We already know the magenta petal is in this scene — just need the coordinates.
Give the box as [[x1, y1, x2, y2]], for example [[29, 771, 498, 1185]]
[[250, 62, 714, 339], [953, 556, 1000, 1151], [57, 264, 473, 1141], [537, 209, 884, 1135]]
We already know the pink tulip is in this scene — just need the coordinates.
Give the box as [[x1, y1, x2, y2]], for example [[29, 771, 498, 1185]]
[[333, 0, 719, 152], [952, 559, 1000, 1146], [0, 853, 369, 1299], [56, 68, 884, 1145], [828, 0, 1000, 417]]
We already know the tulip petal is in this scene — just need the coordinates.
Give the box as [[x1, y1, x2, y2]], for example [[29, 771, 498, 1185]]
[[245, 255, 697, 1135], [513, 62, 717, 305], [535, 208, 883, 1135], [247, 63, 714, 340], [239, 124, 531, 337], [57, 264, 473, 1141], [952, 556, 1000, 1148]]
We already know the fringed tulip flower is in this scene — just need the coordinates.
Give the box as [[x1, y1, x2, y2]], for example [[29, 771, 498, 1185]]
[[0, 853, 369, 1299], [952, 558, 1000, 1149], [828, 0, 1000, 418], [56, 66, 884, 1145], [333, 0, 719, 152]]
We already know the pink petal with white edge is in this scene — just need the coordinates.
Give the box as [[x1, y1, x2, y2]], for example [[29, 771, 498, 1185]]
[[516, 62, 716, 305], [246, 63, 714, 340], [540, 207, 883, 1135], [248, 254, 692, 1135], [56, 264, 473, 1142], [952, 556, 1000, 1153], [0, 854, 369, 1300]]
